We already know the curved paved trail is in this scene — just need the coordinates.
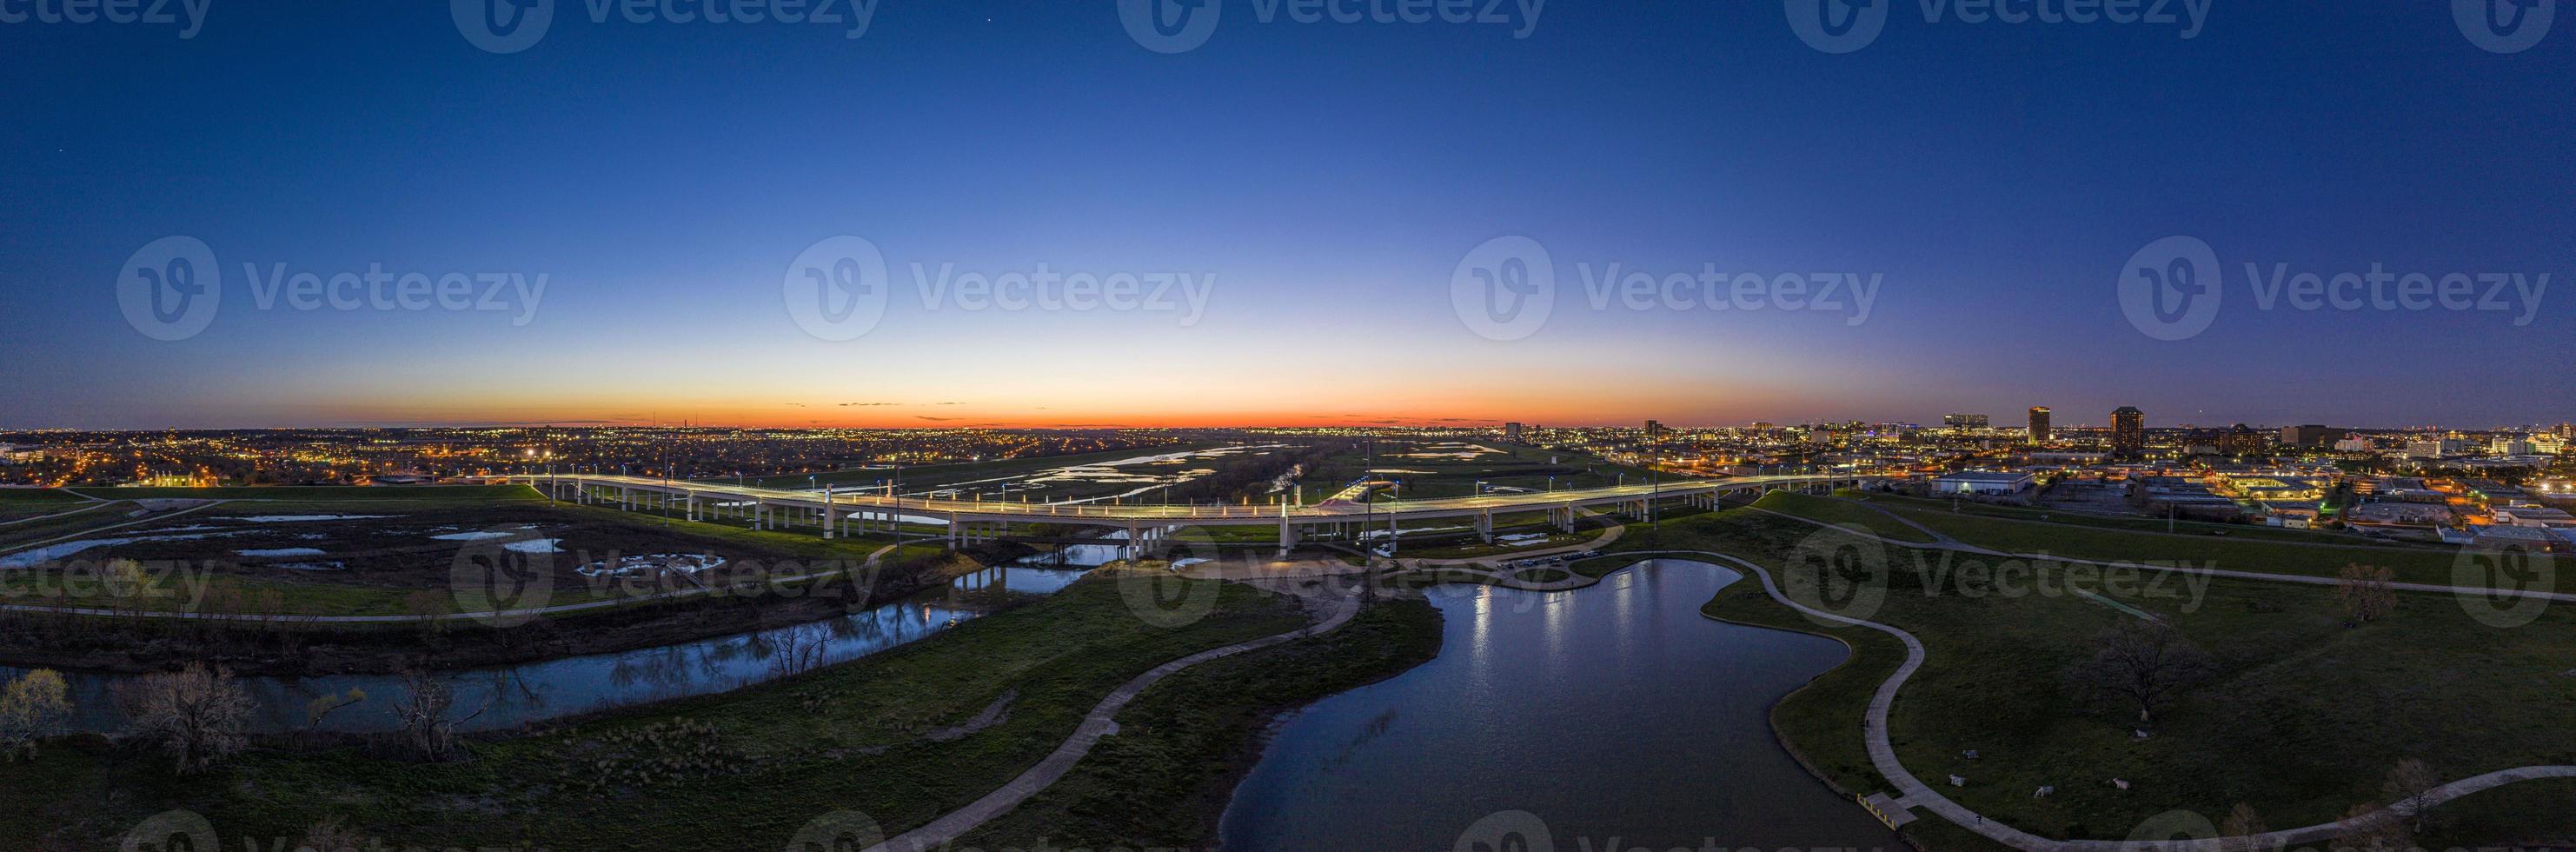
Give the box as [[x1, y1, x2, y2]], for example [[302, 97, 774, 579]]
[[865, 587, 1361, 852], [1616, 547, 2576, 851]]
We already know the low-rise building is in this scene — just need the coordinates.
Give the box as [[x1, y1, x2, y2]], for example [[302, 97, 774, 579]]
[[1931, 470, 2035, 495], [2343, 501, 2457, 537], [2407, 438, 2468, 459], [2493, 505, 2576, 529], [2262, 503, 2321, 529], [2473, 524, 2570, 553]]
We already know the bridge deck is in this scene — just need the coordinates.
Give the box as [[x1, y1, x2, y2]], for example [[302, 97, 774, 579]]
[[525, 473, 1854, 524]]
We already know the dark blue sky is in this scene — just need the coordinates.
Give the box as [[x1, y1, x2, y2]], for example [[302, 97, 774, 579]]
[[3, 1, 2570, 429]]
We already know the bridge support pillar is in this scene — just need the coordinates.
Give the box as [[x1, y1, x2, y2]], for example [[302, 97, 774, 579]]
[[1278, 519, 1300, 552], [1477, 510, 1494, 543], [821, 505, 837, 539]]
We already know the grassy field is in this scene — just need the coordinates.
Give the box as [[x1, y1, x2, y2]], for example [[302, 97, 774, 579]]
[[1594, 507, 2576, 848], [0, 489, 924, 618], [1290, 441, 1662, 502], [64, 485, 535, 503], [1762, 494, 2566, 594], [1753, 490, 1940, 543], [1851, 489, 2427, 546], [956, 597, 1443, 849], [0, 489, 93, 523], [732, 442, 1212, 490], [720, 442, 1305, 505], [0, 574, 1351, 850]]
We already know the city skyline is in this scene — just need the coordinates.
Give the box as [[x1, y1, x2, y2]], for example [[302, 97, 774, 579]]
[[14, 3, 2576, 850]]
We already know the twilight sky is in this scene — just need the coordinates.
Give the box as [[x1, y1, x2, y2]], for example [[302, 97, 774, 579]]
[[2, 2, 2570, 430]]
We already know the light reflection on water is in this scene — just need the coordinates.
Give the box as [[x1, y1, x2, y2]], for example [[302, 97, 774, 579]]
[[17, 564, 1088, 736], [1219, 559, 1904, 852]]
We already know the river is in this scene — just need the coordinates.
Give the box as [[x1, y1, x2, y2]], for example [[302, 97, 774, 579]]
[[16, 563, 1088, 736], [1219, 558, 1903, 851]]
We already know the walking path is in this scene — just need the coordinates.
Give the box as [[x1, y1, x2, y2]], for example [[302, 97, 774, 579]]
[[1825, 496, 1955, 544], [0, 499, 116, 528], [866, 585, 1361, 852], [0, 500, 227, 553], [1611, 542, 2576, 850]]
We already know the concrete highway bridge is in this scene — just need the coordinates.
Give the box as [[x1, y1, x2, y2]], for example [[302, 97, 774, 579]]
[[521, 473, 1871, 555]]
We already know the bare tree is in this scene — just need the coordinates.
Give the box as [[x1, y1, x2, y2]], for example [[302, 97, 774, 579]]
[[106, 560, 156, 620], [0, 669, 72, 761], [2221, 802, 2267, 843], [2335, 563, 2396, 623], [2381, 758, 2441, 834], [300, 815, 368, 852], [392, 669, 488, 762], [304, 688, 368, 731], [118, 662, 254, 775], [763, 621, 833, 678], [2334, 802, 2410, 852], [402, 590, 449, 639], [2064, 619, 2217, 726]]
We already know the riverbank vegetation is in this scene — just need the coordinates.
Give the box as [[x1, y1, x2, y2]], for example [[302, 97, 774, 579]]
[[0, 573, 1403, 850], [0, 489, 973, 674], [1597, 497, 2576, 849]]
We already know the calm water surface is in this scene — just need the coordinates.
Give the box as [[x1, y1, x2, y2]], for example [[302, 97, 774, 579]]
[[1220, 559, 1902, 851], [19, 563, 1087, 735]]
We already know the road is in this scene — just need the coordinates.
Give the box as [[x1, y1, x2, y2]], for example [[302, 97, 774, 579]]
[[532, 473, 1854, 523]]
